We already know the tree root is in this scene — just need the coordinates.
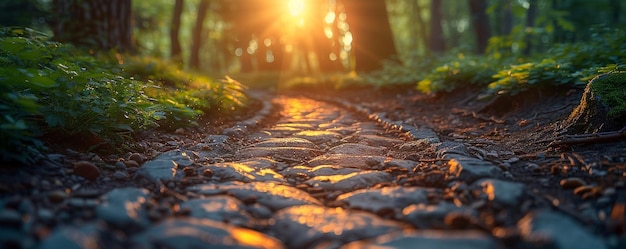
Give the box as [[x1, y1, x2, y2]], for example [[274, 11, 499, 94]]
[[549, 126, 626, 148]]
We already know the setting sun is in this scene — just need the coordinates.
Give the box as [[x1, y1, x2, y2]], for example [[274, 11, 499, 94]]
[[287, 0, 305, 17]]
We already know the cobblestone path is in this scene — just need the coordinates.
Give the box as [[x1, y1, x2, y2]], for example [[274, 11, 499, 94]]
[[13, 95, 612, 249]]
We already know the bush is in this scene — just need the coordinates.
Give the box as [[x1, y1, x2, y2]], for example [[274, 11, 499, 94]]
[[0, 27, 246, 164]]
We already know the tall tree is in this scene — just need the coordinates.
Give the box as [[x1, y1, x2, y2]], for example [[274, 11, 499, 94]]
[[50, 0, 134, 52], [190, 0, 210, 70], [429, 0, 445, 53], [522, 0, 537, 56], [468, 0, 491, 54], [342, 0, 397, 72], [170, 0, 184, 65]]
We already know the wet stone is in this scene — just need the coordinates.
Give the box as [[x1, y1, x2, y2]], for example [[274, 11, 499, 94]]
[[280, 165, 361, 178], [305, 171, 394, 192], [308, 154, 387, 169], [445, 154, 502, 183], [336, 186, 435, 215], [96, 187, 150, 229], [0, 228, 33, 249], [328, 143, 385, 156], [518, 210, 607, 249], [179, 196, 252, 226], [203, 162, 285, 183], [472, 178, 525, 208], [403, 202, 474, 229], [269, 205, 404, 249], [189, 182, 322, 211], [238, 157, 284, 170], [137, 149, 193, 181], [293, 130, 342, 144], [341, 230, 497, 249], [250, 137, 318, 149], [237, 147, 323, 160], [406, 126, 440, 142], [132, 218, 285, 249], [383, 159, 418, 171], [136, 159, 181, 182], [344, 134, 404, 147], [39, 223, 110, 249], [435, 141, 469, 157]]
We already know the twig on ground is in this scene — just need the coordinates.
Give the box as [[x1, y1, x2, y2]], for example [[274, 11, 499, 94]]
[[549, 127, 626, 147]]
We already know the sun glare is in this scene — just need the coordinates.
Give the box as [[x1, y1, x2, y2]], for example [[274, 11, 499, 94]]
[[288, 0, 305, 17]]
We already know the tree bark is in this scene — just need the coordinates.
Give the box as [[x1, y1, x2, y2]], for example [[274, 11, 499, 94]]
[[342, 0, 398, 72], [50, 0, 134, 52], [190, 0, 210, 70], [429, 0, 445, 53], [468, 0, 491, 54], [170, 0, 184, 65], [522, 0, 537, 56]]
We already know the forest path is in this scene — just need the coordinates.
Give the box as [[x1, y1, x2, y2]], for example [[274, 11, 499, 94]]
[[7, 93, 612, 249]]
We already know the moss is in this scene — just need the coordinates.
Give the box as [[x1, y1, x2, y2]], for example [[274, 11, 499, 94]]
[[590, 72, 626, 121]]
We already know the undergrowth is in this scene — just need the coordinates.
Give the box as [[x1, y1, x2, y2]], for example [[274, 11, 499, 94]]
[[356, 27, 625, 97], [0, 27, 246, 164]]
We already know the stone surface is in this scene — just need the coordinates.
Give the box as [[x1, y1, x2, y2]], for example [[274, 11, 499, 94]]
[[237, 147, 323, 159], [189, 182, 322, 211], [39, 223, 108, 249], [72, 161, 100, 181], [472, 178, 525, 207], [403, 202, 473, 229], [336, 186, 434, 214], [132, 218, 285, 249], [445, 154, 502, 182], [518, 210, 607, 249], [96, 187, 150, 228], [341, 230, 497, 249], [308, 154, 387, 169], [328, 143, 385, 156], [204, 162, 285, 183], [305, 171, 394, 192], [280, 165, 361, 178], [269, 205, 404, 248], [136, 149, 194, 181], [179, 196, 252, 226], [250, 137, 319, 149], [293, 130, 342, 144]]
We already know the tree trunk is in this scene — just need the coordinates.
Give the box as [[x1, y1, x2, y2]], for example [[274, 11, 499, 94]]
[[429, 0, 445, 53], [170, 0, 184, 65], [311, 2, 343, 72], [502, 0, 513, 36], [342, 0, 398, 72], [468, 0, 491, 54], [50, 0, 134, 52], [190, 0, 210, 70], [410, 0, 429, 55], [522, 0, 537, 56]]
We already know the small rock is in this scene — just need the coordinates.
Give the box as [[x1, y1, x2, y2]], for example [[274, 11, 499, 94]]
[[48, 190, 69, 203], [124, 160, 140, 168], [128, 153, 145, 164], [72, 161, 100, 181], [573, 185, 595, 196], [518, 210, 607, 249], [473, 178, 525, 207], [96, 187, 151, 229], [183, 166, 196, 177], [560, 177, 586, 189], [111, 171, 129, 180]]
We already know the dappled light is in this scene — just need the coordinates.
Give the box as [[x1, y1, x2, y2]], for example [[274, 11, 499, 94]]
[[2, 1, 626, 248]]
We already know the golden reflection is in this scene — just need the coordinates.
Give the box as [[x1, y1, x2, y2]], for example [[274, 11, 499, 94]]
[[287, 0, 305, 17], [231, 228, 284, 249]]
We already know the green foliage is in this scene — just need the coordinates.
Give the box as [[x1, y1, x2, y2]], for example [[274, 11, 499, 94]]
[[488, 59, 584, 95], [417, 54, 498, 94], [0, 27, 247, 164]]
